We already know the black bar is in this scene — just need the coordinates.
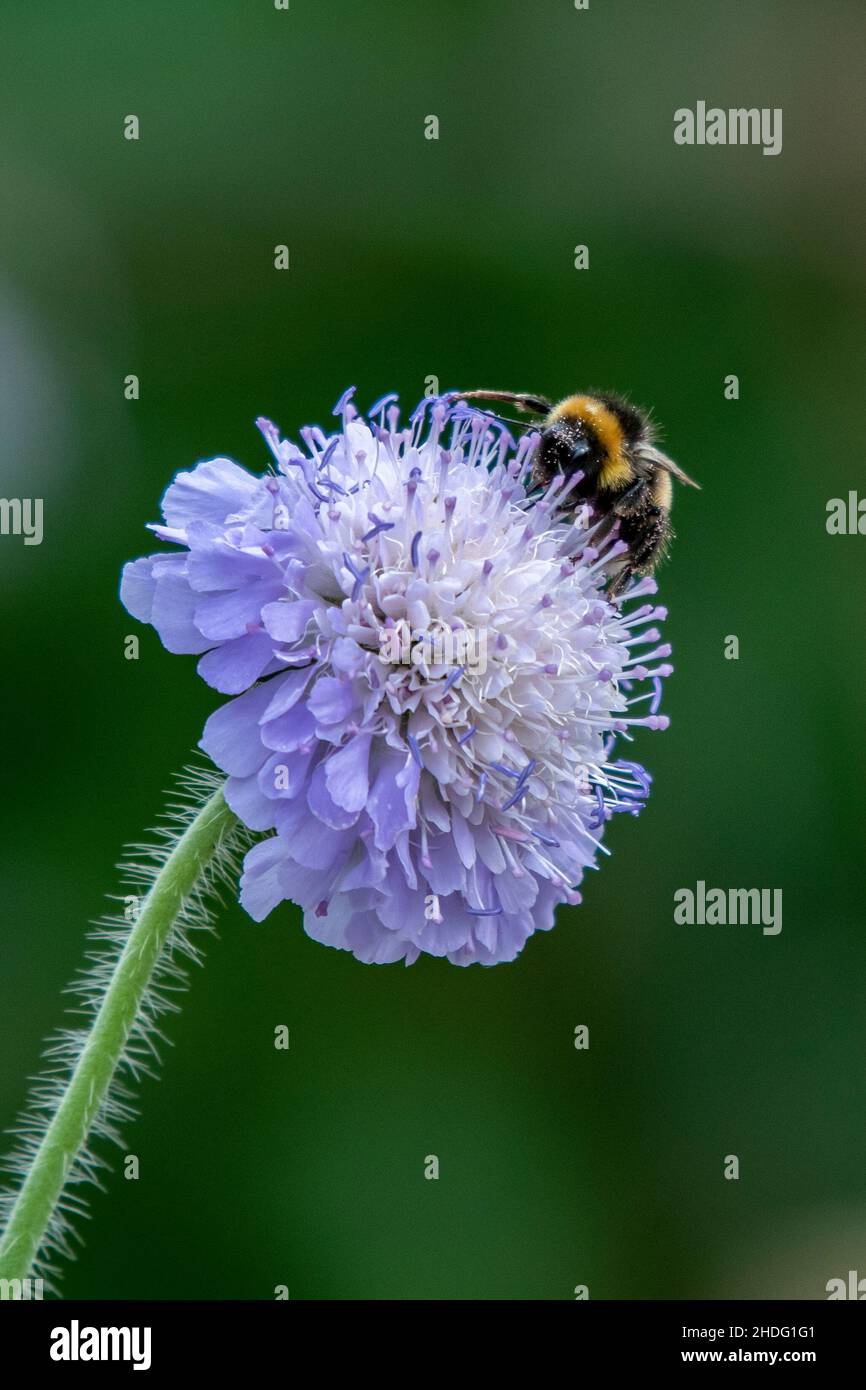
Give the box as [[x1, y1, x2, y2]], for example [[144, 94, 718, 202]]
[[1, 1298, 862, 1373]]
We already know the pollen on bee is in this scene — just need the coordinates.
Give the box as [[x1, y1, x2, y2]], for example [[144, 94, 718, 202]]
[[549, 395, 626, 473]]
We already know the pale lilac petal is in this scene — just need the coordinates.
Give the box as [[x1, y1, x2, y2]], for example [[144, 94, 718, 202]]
[[239, 837, 288, 922], [368, 751, 417, 853], [260, 702, 317, 752], [195, 580, 282, 641], [307, 676, 357, 726], [197, 631, 275, 694], [162, 457, 259, 528], [324, 734, 372, 813], [224, 773, 277, 832], [199, 681, 276, 776], [344, 913, 413, 964], [307, 762, 361, 830], [260, 667, 312, 721], [450, 808, 477, 870], [285, 817, 354, 871], [151, 574, 212, 654], [257, 747, 314, 800], [120, 557, 156, 623], [261, 600, 316, 643], [187, 543, 273, 593], [423, 834, 466, 896], [416, 908, 472, 956]]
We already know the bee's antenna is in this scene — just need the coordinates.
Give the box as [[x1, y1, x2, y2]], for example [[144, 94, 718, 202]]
[[452, 407, 542, 431], [445, 389, 553, 416]]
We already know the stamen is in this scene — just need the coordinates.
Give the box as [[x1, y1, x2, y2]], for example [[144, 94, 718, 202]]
[[501, 783, 530, 812], [532, 829, 560, 848], [332, 386, 357, 415], [342, 552, 370, 601], [362, 514, 395, 541], [368, 392, 399, 416]]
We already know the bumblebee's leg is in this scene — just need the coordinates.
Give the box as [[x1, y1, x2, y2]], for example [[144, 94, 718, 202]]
[[604, 480, 649, 596], [606, 480, 673, 596], [447, 389, 553, 416], [606, 566, 633, 599], [620, 505, 673, 572]]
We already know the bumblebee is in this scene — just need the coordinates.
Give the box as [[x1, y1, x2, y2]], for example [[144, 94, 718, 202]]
[[448, 389, 699, 596]]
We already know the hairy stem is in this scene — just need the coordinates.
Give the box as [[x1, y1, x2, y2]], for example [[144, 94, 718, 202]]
[[0, 782, 239, 1286]]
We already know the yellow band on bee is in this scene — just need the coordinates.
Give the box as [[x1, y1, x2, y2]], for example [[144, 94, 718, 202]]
[[548, 394, 631, 489]]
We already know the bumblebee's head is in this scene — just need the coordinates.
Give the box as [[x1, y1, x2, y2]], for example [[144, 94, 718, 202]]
[[537, 393, 646, 493]]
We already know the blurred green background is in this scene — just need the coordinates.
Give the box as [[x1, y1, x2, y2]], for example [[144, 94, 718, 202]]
[[1, 0, 865, 1300]]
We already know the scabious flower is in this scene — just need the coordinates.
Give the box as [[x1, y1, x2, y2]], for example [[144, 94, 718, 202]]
[[121, 390, 672, 966]]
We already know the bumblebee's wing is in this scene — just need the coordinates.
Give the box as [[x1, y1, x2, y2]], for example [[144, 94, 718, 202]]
[[635, 442, 701, 489]]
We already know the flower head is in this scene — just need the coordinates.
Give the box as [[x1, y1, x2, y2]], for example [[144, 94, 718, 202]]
[[121, 390, 672, 965]]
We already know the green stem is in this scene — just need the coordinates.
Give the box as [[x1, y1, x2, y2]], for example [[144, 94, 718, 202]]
[[0, 784, 238, 1284]]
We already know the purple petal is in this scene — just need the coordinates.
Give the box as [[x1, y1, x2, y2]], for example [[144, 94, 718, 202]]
[[495, 867, 539, 914], [187, 542, 273, 593], [257, 747, 314, 799], [285, 818, 354, 872], [423, 834, 466, 896], [277, 857, 336, 908], [343, 913, 412, 964], [450, 809, 477, 870], [261, 599, 316, 644], [417, 905, 473, 955], [307, 761, 361, 830], [151, 573, 212, 654], [197, 631, 275, 694], [367, 751, 419, 853], [302, 895, 353, 950], [336, 842, 388, 891], [162, 457, 259, 529], [260, 667, 312, 721], [239, 837, 287, 922], [330, 637, 366, 675], [260, 701, 317, 752], [199, 681, 276, 776], [195, 579, 282, 642], [377, 864, 420, 933], [307, 676, 357, 726], [120, 557, 156, 623], [224, 772, 278, 832], [324, 734, 372, 813]]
